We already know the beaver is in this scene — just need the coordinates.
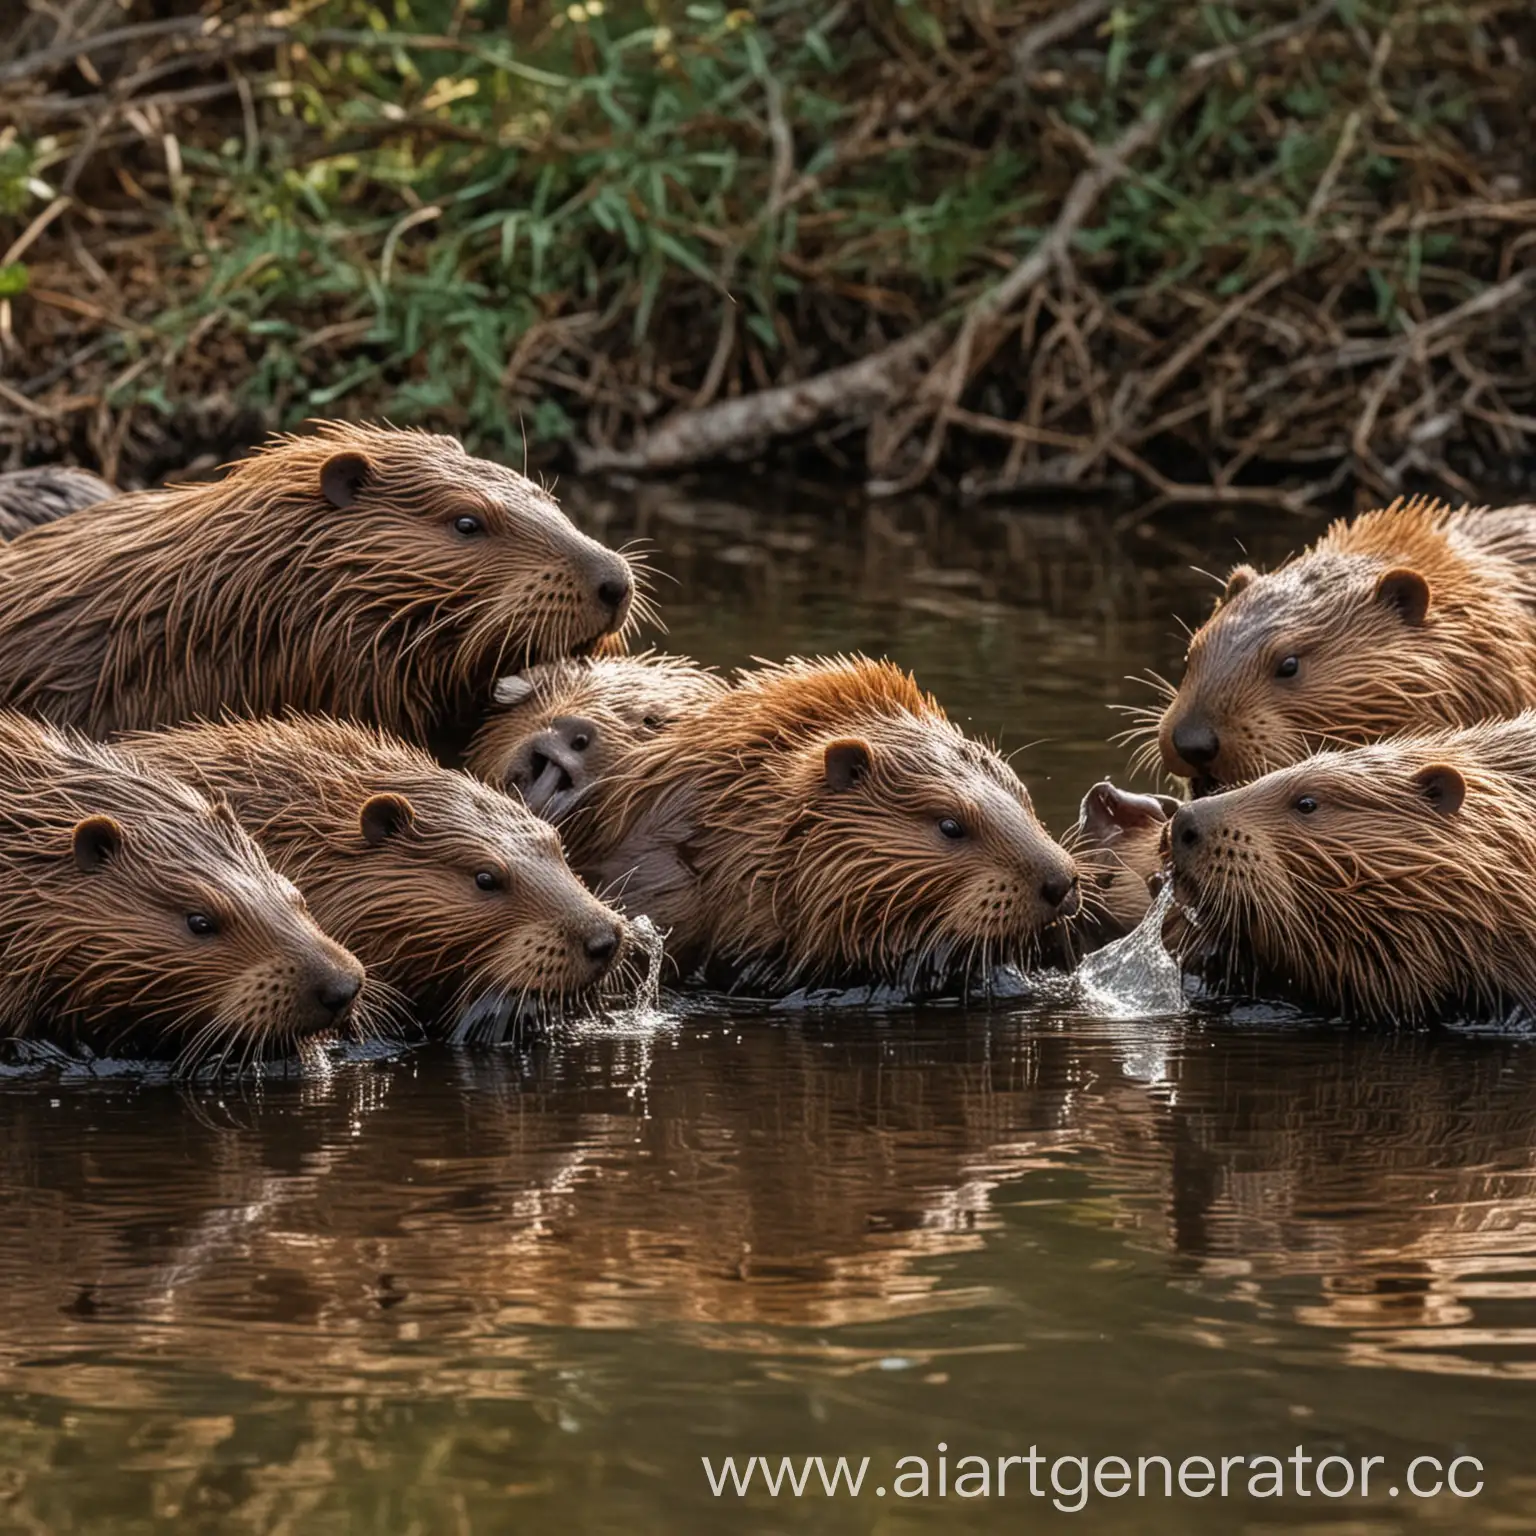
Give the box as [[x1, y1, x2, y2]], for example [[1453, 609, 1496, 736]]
[[1154, 496, 1536, 793], [0, 423, 643, 744], [125, 714, 631, 1031], [1167, 711, 1536, 1022], [465, 652, 728, 822], [0, 711, 364, 1067], [1069, 780, 1179, 947], [560, 655, 1081, 992], [0, 465, 116, 538]]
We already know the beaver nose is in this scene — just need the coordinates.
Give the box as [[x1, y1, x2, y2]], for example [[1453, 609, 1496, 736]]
[[582, 922, 622, 971], [315, 967, 362, 1018], [508, 727, 590, 818], [1171, 805, 1201, 850], [597, 576, 630, 612], [1040, 872, 1078, 911], [1172, 722, 1220, 769]]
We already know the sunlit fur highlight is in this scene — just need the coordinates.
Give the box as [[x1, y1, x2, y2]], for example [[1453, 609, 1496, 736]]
[[0, 466, 116, 538], [563, 655, 1080, 992], [0, 423, 648, 742], [125, 715, 633, 1029], [1149, 497, 1536, 789], [465, 651, 728, 823], [0, 712, 366, 1069], [1169, 713, 1536, 1023]]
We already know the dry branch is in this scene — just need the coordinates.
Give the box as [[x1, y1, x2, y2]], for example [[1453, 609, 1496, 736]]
[[579, 3, 1348, 488]]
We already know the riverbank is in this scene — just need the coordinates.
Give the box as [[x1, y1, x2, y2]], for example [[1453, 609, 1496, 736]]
[[2, 0, 1533, 506]]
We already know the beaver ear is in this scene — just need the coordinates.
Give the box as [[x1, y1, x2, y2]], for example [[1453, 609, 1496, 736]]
[[1376, 568, 1431, 625], [1222, 565, 1256, 602], [360, 792, 415, 846], [1082, 781, 1171, 835], [823, 738, 873, 792], [1079, 782, 1122, 836], [493, 674, 536, 708], [72, 815, 124, 873], [1412, 764, 1465, 815], [320, 450, 372, 509]]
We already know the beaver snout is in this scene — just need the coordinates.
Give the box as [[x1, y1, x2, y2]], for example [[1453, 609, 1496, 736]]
[[1170, 720, 1221, 772], [577, 917, 626, 980], [1171, 803, 1199, 847], [583, 548, 634, 630], [298, 949, 365, 1034], [506, 717, 599, 819], [1040, 870, 1081, 919], [1169, 803, 1213, 870]]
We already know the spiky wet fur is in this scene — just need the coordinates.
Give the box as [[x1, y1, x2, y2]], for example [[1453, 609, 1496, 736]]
[[126, 714, 632, 1029], [1170, 712, 1536, 1023], [1149, 497, 1536, 789], [563, 655, 1079, 993], [0, 423, 647, 742], [0, 712, 366, 1069]]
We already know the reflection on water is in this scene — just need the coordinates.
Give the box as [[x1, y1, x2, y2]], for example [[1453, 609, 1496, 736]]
[[3, 488, 1535, 1532]]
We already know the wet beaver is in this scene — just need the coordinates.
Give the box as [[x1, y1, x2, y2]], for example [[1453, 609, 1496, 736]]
[[0, 423, 643, 743], [1154, 496, 1536, 793], [0, 465, 116, 538], [466, 652, 728, 823], [562, 655, 1081, 992], [1069, 781, 1179, 947], [0, 711, 364, 1066], [126, 715, 631, 1030], [1167, 712, 1536, 1022]]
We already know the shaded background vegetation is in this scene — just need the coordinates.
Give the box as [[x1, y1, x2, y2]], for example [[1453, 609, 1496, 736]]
[[1, 0, 1533, 506]]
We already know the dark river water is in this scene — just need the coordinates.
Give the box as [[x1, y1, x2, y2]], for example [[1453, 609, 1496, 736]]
[[3, 485, 1534, 1533]]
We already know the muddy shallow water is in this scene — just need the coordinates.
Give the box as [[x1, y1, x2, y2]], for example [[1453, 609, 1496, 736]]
[[3, 488, 1535, 1534]]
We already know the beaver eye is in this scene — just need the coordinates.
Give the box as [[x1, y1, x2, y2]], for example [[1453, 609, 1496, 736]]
[[474, 869, 503, 893], [937, 817, 967, 840], [1275, 655, 1300, 679], [1294, 795, 1318, 814], [642, 715, 662, 731], [186, 912, 218, 937], [453, 515, 484, 538]]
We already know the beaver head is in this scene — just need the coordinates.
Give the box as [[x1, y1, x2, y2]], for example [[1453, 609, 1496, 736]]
[[0, 422, 646, 742], [1070, 781, 1179, 942], [1166, 720, 1536, 1021], [1155, 498, 1536, 794], [467, 653, 728, 822], [0, 716, 365, 1068], [125, 717, 631, 1028], [568, 656, 1081, 991]]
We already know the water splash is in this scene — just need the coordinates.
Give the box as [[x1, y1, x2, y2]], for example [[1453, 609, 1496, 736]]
[[1074, 883, 1187, 1016], [585, 916, 679, 1036]]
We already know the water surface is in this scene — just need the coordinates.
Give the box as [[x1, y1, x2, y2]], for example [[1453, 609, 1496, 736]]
[[3, 488, 1533, 1533]]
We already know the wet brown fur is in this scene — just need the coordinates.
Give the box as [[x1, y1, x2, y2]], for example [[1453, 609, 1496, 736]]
[[1169, 712, 1536, 1022], [0, 423, 646, 743], [125, 714, 632, 1032], [0, 712, 365, 1067], [466, 652, 728, 823], [0, 466, 116, 538], [563, 655, 1081, 991], [1152, 497, 1536, 790]]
